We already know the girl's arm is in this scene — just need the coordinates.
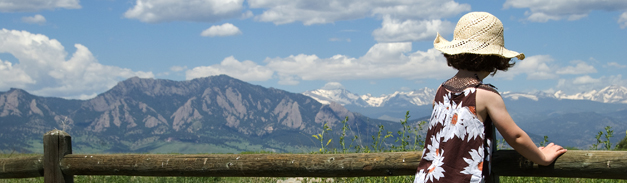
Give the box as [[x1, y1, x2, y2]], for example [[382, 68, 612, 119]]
[[477, 89, 567, 166]]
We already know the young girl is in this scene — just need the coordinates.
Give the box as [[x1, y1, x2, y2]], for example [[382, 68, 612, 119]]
[[414, 12, 567, 183]]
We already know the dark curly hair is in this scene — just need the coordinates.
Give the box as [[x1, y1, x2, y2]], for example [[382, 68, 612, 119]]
[[443, 53, 516, 76]]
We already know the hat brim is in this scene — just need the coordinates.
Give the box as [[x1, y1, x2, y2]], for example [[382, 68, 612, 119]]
[[433, 33, 525, 60]]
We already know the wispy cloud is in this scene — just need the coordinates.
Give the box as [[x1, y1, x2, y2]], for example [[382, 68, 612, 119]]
[[249, 0, 469, 25], [606, 62, 627, 68], [372, 16, 453, 42], [555, 74, 627, 93], [21, 14, 46, 25], [504, 0, 627, 27], [124, 0, 244, 23], [329, 38, 350, 42], [0, 0, 80, 12], [186, 56, 273, 81], [619, 12, 627, 29], [555, 61, 597, 75]]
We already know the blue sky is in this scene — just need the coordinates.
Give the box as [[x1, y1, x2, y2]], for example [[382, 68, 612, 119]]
[[0, 0, 626, 99]]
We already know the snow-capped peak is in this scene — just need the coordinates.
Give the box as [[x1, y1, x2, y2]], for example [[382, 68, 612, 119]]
[[302, 82, 370, 107], [304, 85, 435, 107], [553, 85, 627, 103], [304, 85, 627, 108]]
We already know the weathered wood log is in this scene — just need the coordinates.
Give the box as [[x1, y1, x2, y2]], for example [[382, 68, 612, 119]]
[[493, 150, 627, 179], [2, 148, 627, 179], [0, 156, 44, 178], [43, 130, 73, 183], [60, 152, 423, 177]]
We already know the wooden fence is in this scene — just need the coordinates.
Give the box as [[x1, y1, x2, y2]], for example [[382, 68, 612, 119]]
[[1, 129, 626, 183]]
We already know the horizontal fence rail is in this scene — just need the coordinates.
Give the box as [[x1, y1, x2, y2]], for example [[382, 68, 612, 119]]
[[493, 150, 627, 179], [0, 155, 44, 178], [3, 151, 627, 179], [60, 153, 421, 177], [1, 130, 627, 182]]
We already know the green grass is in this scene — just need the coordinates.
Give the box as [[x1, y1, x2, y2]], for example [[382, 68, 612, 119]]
[[500, 177, 627, 183], [0, 176, 281, 183]]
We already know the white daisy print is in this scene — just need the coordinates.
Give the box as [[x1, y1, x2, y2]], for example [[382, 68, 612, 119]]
[[461, 147, 485, 183], [442, 112, 467, 142], [425, 151, 446, 182], [486, 139, 492, 174], [464, 88, 476, 96], [430, 93, 453, 129], [442, 101, 466, 142], [414, 169, 427, 183], [460, 107, 484, 141], [423, 132, 443, 161]]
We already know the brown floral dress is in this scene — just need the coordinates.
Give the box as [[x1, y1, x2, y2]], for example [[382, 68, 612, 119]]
[[414, 81, 497, 183]]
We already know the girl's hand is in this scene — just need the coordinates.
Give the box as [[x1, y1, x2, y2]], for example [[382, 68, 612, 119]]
[[538, 143, 567, 166]]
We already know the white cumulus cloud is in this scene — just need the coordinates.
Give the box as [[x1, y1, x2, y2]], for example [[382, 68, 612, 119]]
[[498, 55, 557, 80], [200, 23, 242, 37], [0, 29, 154, 99], [124, 0, 244, 23], [504, 0, 627, 25], [497, 56, 601, 80], [0, 0, 80, 12], [21, 14, 46, 25], [184, 42, 455, 85], [572, 75, 601, 84], [248, 0, 470, 25], [265, 42, 454, 84], [372, 16, 454, 42], [186, 56, 273, 81], [321, 82, 345, 90], [0, 59, 34, 89]]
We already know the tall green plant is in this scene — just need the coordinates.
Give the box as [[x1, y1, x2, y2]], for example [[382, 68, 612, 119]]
[[615, 130, 627, 150], [339, 116, 349, 153], [312, 123, 332, 153], [539, 135, 549, 147], [591, 126, 614, 150], [392, 111, 426, 152], [371, 124, 393, 152], [604, 126, 614, 150]]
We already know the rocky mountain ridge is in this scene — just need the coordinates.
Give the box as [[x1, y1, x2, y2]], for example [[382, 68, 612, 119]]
[[0, 75, 396, 153]]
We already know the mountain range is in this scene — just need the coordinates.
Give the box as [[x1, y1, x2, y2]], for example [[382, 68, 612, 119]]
[[2, 75, 626, 153], [303, 83, 627, 109], [0, 75, 400, 154], [303, 83, 627, 149]]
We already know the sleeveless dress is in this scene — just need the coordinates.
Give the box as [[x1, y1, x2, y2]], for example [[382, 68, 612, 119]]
[[414, 79, 497, 183]]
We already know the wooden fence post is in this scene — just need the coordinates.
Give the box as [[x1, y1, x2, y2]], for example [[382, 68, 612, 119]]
[[44, 130, 73, 183]]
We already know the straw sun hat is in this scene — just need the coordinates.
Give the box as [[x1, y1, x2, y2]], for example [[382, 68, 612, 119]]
[[434, 12, 525, 60]]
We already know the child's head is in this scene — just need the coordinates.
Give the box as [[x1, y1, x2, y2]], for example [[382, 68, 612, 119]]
[[434, 12, 524, 75], [444, 53, 515, 75]]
